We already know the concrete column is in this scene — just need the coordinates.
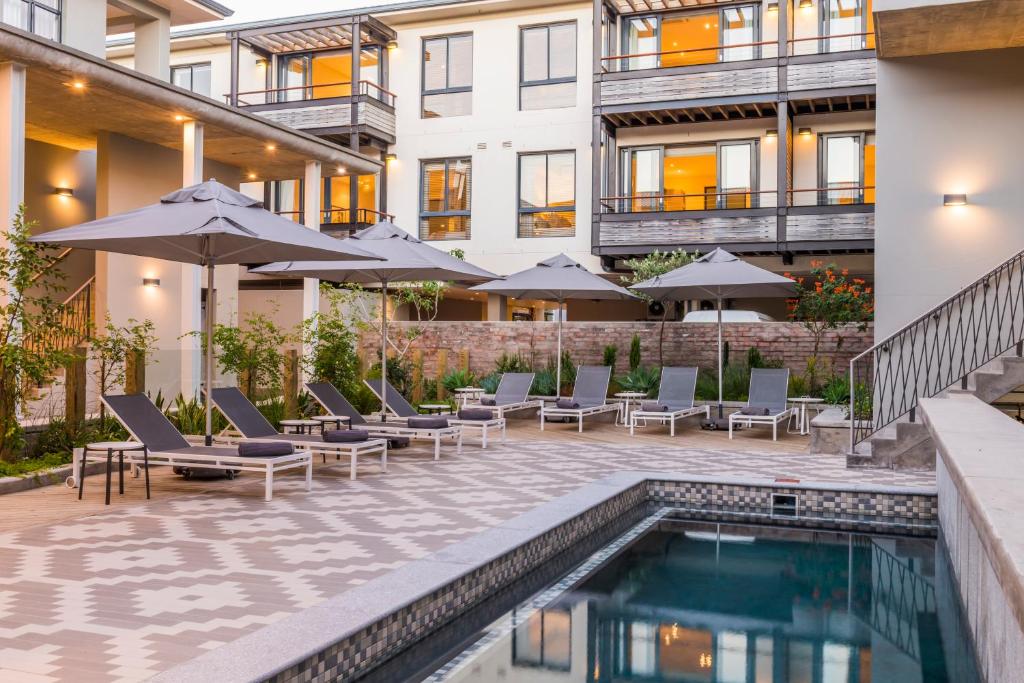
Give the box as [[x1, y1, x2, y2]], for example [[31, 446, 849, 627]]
[[61, 0, 108, 57], [0, 62, 26, 308], [303, 160, 322, 326], [486, 294, 507, 321], [181, 121, 204, 397], [134, 13, 171, 81]]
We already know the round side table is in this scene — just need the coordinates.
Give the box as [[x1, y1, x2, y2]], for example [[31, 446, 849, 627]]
[[312, 415, 353, 431], [614, 392, 648, 427], [418, 403, 453, 415], [280, 419, 320, 435], [82, 441, 149, 505], [789, 397, 826, 435], [453, 387, 484, 408]]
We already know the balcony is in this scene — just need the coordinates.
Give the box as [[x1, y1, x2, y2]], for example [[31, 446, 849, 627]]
[[276, 207, 394, 239], [786, 187, 875, 246], [787, 33, 877, 95]]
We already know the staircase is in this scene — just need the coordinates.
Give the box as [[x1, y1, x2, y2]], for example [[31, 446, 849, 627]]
[[850, 248, 1024, 469]]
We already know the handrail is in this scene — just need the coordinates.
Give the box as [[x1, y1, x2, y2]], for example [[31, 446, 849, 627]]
[[601, 39, 777, 62], [28, 246, 73, 284], [789, 186, 875, 194], [850, 248, 1024, 451], [231, 80, 396, 106], [600, 189, 774, 213], [24, 275, 95, 353], [787, 31, 873, 44], [275, 207, 395, 224]]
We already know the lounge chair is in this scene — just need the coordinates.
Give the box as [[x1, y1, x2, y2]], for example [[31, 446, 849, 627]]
[[364, 377, 496, 450], [305, 381, 463, 459], [629, 367, 709, 436], [101, 393, 311, 501], [470, 373, 542, 418], [728, 368, 797, 441], [539, 365, 620, 432], [209, 387, 388, 481]]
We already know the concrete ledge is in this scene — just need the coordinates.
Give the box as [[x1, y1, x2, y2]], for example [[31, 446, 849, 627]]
[[0, 461, 108, 495], [921, 394, 1024, 683]]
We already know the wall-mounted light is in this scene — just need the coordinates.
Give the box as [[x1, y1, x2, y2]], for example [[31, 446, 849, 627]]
[[265, 143, 276, 152], [247, 172, 258, 180], [255, 58, 269, 68], [766, 129, 778, 139], [798, 127, 812, 137], [337, 166, 346, 174], [385, 153, 397, 163], [386, 39, 398, 50], [143, 277, 161, 287], [54, 187, 74, 197], [943, 193, 968, 207], [767, 1, 779, 12], [799, 0, 814, 8], [68, 80, 86, 91]]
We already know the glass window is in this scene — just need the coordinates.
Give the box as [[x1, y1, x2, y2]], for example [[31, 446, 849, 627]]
[[171, 63, 212, 97], [276, 51, 356, 101], [623, 17, 658, 71], [519, 151, 575, 238], [825, 0, 873, 51], [621, 141, 757, 211], [512, 608, 571, 670], [520, 22, 576, 110], [622, 6, 759, 70], [422, 34, 472, 118], [276, 54, 310, 102], [272, 179, 303, 223], [821, 133, 869, 205], [719, 141, 756, 208], [323, 175, 379, 224], [2, 0, 60, 41], [420, 158, 471, 240]]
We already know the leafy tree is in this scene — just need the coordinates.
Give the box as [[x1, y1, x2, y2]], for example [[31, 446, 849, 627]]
[[91, 315, 157, 426], [193, 310, 293, 401], [392, 248, 465, 322], [621, 249, 698, 365], [787, 261, 873, 390], [628, 333, 641, 371], [300, 288, 361, 401], [0, 206, 77, 460]]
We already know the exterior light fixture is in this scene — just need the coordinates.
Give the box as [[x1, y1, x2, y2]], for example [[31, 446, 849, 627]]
[[265, 143, 276, 151], [174, 114, 187, 122], [247, 172, 257, 180], [337, 166, 346, 174], [143, 278, 161, 287], [386, 39, 398, 50], [943, 193, 968, 206], [799, 0, 813, 7], [255, 58, 269, 68], [385, 153, 397, 162], [767, 1, 779, 11], [69, 81, 86, 90], [54, 187, 74, 197], [766, 129, 778, 138], [798, 127, 812, 137]]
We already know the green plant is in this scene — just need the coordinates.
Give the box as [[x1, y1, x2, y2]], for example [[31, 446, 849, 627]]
[[367, 356, 413, 398], [559, 350, 577, 393], [628, 334, 642, 371], [602, 344, 618, 374], [695, 365, 753, 402], [91, 315, 157, 426], [746, 346, 785, 370], [788, 373, 809, 398], [531, 367, 557, 396], [441, 367, 476, 393], [621, 249, 698, 364], [820, 374, 851, 405], [165, 393, 229, 435], [301, 288, 362, 401], [616, 366, 661, 397], [28, 415, 128, 460], [479, 372, 501, 394], [392, 248, 465, 321], [348, 382, 381, 414], [194, 310, 293, 401], [0, 206, 79, 460], [422, 378, 439, 402], [495, 351, 531, 374], [257, 396, 286, 431]]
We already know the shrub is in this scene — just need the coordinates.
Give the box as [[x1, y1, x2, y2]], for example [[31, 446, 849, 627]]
[[0, 452, 71, 477], [441, 367, 476, 393], [164, 393, 229, 435], [616, 366, 661, 397], [559, 350, 577, 393], [602, 345, 618, 374], [301, 303, 361, 403], [495, 351, 531, 374], [29, 416, 128, 461], [531, 367, 557, 396], [479, 372, 501, 394], [628, 334, 641, 371], [367, 356, 412, 397], [820, 374, 851, 405], [694, 365, 752, 402]]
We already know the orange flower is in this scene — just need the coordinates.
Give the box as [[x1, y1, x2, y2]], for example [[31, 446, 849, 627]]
[[841, 268, 849, 276], [853, 278, 865, 285]]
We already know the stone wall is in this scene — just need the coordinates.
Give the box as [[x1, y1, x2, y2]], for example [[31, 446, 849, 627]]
[[358, 321, 873, 379]]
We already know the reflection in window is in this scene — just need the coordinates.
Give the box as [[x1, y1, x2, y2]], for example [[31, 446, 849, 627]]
[[518, 151, 575, 238], [825, 0, 874, 52], [512, 607, 571, 670], [273, 48, 383, 103], [658, 624, 713, 681], [171, 63, 212, 97], [821, 132, 875, 205], [520, 22, 576, 110], [1, 0, 60, 41], [422, 34, 473, 118], [420, 158, 471, 240], [322, 175, 379, 224], [621, 6, 760, 70], [717, 631, 748, 683]]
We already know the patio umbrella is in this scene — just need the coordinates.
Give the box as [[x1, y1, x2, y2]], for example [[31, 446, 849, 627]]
[[28, 179, 378, 444], [630, 248, 796, 421], [251, 221, 498, 420], [468, 254, 637, 397]]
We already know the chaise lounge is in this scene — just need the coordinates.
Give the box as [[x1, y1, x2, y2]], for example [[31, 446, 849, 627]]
[[209, 387, 388, 481], [629, 367, 709, 436], [469, 372, 543, 418], [539, 365, 620, 432], [101, 393, 312, 501], [728, 368, 796, 441], [364, 378, 491, 451]]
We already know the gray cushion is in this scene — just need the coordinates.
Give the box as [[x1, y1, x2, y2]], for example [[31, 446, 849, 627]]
[[407, 416, 449, 429], [323, 429, 370, 443], [738, 406, 771, 416], [238, 441, 293, 457], [387, 436, 410, 448], [458, 408, 494, 421], [556, 398, 580, 409], [640, 401, 668, 412], [479, 397, 497, 406]]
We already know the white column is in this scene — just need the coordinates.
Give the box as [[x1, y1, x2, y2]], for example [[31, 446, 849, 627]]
[[0, 62, 26, 252], [60, 0, 108, 57], [134, 13, 171, 81], [180, 121, 204, 397], [302, 160, 322, 375]]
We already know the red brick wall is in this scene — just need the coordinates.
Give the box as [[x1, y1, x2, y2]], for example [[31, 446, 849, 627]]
[[358, 321, 872, 380]]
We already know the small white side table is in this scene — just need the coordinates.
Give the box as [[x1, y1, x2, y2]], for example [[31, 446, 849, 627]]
[[614, 392, 649, 427], [453, 387, 484, 408], [280, 419, 320, 435], [789, 397, 825, 435]]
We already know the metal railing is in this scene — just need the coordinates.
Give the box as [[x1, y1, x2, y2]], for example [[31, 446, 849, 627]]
[[601, 39, 778, 72], [24, 276, 95, 353], [788, 186, 875, 207], [231, 80, 396, 107], [275, 207, 394, 226], [788, 31, 875, 55], [600, 189, 774, 213], [850, 248, 1024, 450]]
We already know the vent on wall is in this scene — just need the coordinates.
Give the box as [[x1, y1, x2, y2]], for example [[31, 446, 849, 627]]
[[476, 142, 487, 150], [771, 493, 798, 518], [502, 141, 512, 148]]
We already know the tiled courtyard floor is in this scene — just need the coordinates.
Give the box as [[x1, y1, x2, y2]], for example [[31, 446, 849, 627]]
[[0, 419, 934, 682]]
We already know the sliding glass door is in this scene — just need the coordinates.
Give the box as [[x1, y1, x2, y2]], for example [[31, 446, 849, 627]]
[[823, 0, 874, 52], [620, 141, 758, 211], [621, 5, 759, 70], [820, 133, 875, 204]]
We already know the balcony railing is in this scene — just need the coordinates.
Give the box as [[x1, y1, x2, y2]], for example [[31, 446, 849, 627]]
[[600, 189, 775, 213], [601, 40, 779, 72], [230, 80, 396, 107], [789, 186, 876, 207], [276, 207, 394, 226], [24, 276, 94, 354], [788, 31, 875, 56]]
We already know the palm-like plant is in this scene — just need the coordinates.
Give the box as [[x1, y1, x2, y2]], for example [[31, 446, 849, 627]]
[[616, 366, 661, 397]]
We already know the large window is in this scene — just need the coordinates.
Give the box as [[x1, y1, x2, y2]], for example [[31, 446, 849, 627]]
[[422, 34, 472, 118], [420, 158, 471, 240], [621, 5, 759, 70], [274, 47, 382, 103], [171, 63, 212, 97], [819, 132, 875, 205], [1, 0, 59, 41], [823, 0, 874, 52], [620, 141, 759, 212], [518, 151, 575, 238], [519, 22, 576, 111], [271, 175, 380, 225]]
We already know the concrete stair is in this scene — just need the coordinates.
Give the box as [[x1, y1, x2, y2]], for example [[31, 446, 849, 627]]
[[849, 354, 1024, 470]]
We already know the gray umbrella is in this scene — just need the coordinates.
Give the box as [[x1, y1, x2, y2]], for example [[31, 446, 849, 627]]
[[29, 179, 378, 443], [468, 254, 637, 397], [630, 248, 796, 419], [251, 221, 499, 419]]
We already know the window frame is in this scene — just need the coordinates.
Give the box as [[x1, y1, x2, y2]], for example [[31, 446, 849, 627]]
[[170, 61, 213, 97], [620, 4, 762, 70], [418, 156, 472, 241], [518, 21, 577, 110], [420, 32, 473, 118], [817, 130, 873, 205], [820, 0, 872, 51], [5, 0, 61, 41], [517, 150, 577, 238]]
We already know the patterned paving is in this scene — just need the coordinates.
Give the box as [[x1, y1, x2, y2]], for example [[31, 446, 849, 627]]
[[0, 428, 934, 682]]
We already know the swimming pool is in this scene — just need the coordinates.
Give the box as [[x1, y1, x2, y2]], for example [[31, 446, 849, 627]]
[[416, 514, 978, 682]]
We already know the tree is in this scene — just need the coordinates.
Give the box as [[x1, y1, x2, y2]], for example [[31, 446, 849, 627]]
[[787, 261, 873, 390], [621, 249, 698, 365], [91, 315, 157, 426], [194, 310, 293, 401], [300, 287, 361, 399], [0, 206, 77, 460]]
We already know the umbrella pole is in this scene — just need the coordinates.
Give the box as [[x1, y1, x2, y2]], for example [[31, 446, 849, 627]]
[[716, 295, 723, 420], [205, 261, 215, 446], [556, 300, 563, 399], [381, 282, 388, 422]]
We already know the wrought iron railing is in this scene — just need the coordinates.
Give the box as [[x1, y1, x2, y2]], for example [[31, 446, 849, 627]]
[[850, 248, 1024, 450], [24, 276, 95, 353], [600, 189, 774, 213], [230, 80, 396, 107], [275, 207, 394, 226]]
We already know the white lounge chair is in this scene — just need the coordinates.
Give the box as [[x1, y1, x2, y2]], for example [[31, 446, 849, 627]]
[[470, 372, 543, 418], [209, 387, 388, 481], [540, 366, 620, 432], [102, 393, 312, 501], [728, 368, 797, 441], [629, 367, 709, 436]]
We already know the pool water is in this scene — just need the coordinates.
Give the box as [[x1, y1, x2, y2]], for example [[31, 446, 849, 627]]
[[427, 518, 979, 682]]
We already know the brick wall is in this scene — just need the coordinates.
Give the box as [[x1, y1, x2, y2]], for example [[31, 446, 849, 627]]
[[358, 321, 873, 380]]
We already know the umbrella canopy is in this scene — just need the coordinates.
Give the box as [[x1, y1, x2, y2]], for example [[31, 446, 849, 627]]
[[630, 248, 797, 421], [252, 221, 499, 420], [468, 254, 637, 397], [29, 179, 379, 444]]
